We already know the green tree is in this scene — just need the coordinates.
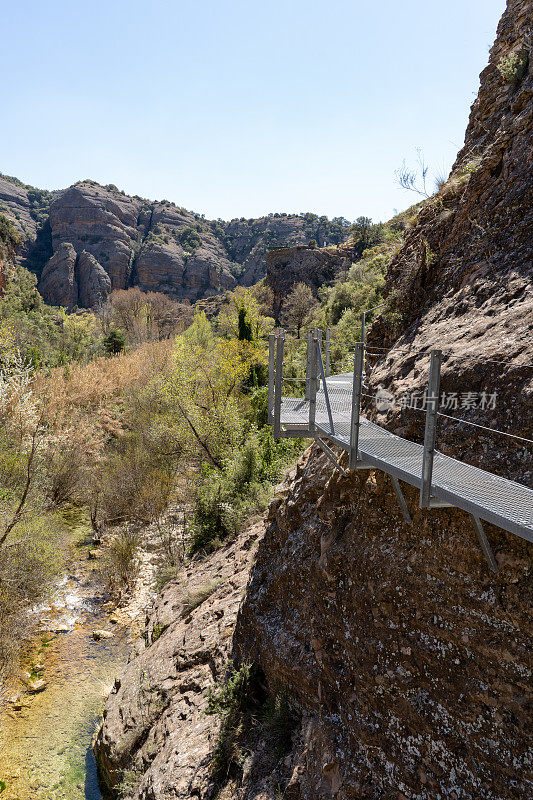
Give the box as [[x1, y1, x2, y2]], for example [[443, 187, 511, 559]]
[[103, 329, 126, 354], [238, 305, 254, 342]]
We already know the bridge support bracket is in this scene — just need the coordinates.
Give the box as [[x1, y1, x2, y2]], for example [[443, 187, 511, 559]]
[[427, 498, 454, 508], [390, 475, 412, 525], [469, 514, 498, 573], [315, 437, 348, 477]]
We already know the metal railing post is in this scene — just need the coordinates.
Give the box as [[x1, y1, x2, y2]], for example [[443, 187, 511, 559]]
[[273, 331, 285, 439], [305, 329, 312, 400], [325, 327, 331, 377], [309, 334, 318, 434], [361, 311, 366, 346], [420, 349, 442, 508], [317, 338, 334, 435], [315, 328, 322, 392], [349, 342, 365, 470], [267, 333, 276, 424]]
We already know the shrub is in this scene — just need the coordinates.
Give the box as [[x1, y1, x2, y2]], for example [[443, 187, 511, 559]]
[[206, 667, 297, 783], [0, 512, 64, 682], [190, 475, 243, 554], [0, 213, 21, 255], [179, 226, 202, 251], [190, 425, 301, 555], [104, 528, 141, 597], [497, 50, 528, 84], [206, 664, 259, 780], [117, 765, 144, 799], [261, 689, 297, 758], [154, 563, 180, 592]]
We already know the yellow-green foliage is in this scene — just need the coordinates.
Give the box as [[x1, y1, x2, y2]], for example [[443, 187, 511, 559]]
[[216, 287, 274, 340], [497, 50, 528, 83], [0, 262, 104, 367]]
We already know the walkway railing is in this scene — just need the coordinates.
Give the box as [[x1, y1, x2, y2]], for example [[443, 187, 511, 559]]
[[268, 328, 533, 570]]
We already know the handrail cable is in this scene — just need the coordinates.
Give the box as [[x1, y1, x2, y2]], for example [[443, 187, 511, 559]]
[[436, 411, 533, 444], [359, 394, 533, 438], [360, 345, 532, 367]]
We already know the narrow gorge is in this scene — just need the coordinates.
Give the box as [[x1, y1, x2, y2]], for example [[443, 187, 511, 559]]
[[92, 2, 533, 798], [0, 1, 530, 799]]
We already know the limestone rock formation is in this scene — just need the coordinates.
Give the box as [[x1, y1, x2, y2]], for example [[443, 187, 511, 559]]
[[77, 250, 111, 307], [1, 175, 350, 307], [39, 241, 78, 307], [366, 0, 533, 480], [48, 183, 140, 291], [266, 243, 356, 317], [0, 176, 39, 242], [233, 447, 532, 800], [0, 175, 54, 273]]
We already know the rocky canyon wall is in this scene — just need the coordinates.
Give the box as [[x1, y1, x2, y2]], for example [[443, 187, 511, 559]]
[[0, 177, 350, 308]]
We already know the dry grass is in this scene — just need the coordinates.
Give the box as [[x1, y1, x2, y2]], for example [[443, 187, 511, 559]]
[[36, 340, 174, 423], [181, 579, 222, 616]]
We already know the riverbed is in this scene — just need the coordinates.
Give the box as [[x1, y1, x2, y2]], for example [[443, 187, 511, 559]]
[[0, 520, 133, 800]]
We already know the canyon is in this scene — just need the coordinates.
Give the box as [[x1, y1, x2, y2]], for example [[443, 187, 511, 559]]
[[92, 1, 533, 798], [0, 176, 351, 308]]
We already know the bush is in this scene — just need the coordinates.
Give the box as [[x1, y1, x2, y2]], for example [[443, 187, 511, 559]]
[[190, 474, 244, 554], [154, 563, 180, 592], [181, 579, 221, 616], [117, 765, 144, 799], [190, 424, 301, 555], [261, 689, 297, 758], [0, 212, 21, 254], [0, 513, 64, 682], [206, 663, 260, 780], [179, 226, 202, 251], [104, 528, 141, 597], [497, 50, 528, 83], [206, 666, 297, 783]]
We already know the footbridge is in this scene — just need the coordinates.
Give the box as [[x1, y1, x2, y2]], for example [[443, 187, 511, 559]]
[[267, 329, 533, 571]]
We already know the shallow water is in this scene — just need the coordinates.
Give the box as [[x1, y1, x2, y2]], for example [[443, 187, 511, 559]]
[[0, 530, 131, 799]]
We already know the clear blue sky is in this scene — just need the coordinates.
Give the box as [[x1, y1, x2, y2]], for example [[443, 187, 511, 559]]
[[1, 0, 506, 223]]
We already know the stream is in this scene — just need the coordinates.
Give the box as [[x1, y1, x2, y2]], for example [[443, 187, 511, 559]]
[[0, 518, 134, 800]]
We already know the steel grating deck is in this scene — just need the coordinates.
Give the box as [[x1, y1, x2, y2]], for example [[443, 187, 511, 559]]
[[279, 376, 533, 542]]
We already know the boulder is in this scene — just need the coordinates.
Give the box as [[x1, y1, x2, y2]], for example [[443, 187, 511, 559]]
[[92, 629, 114, 641], [26, 678, 47, 694], [54, 623, 70, 633]]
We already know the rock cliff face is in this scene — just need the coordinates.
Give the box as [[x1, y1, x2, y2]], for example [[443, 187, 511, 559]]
[[39, 241, 112, 308], [366, 0, 532, 482], [234, 450, 532, 800], [94, 2, 532, 797], [0, 176, 350, 308], [93, 521, 266, 798], [266, 243, 356, 317]]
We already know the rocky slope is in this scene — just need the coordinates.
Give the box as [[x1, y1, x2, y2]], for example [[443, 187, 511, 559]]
[[0, 176, 351, 308], [94, 2, 532, 798], [93, 520, 267, 798]]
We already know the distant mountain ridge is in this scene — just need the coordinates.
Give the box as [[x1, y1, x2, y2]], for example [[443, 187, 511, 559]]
[[0, 175, 352, 307]]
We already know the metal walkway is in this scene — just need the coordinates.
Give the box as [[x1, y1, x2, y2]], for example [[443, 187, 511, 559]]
[[269, 334, 533, 562]]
